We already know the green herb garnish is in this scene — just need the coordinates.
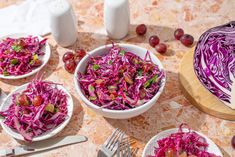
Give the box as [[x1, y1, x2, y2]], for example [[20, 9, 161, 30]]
[[10, 59, 18, 65], [144, 75, 158, 88], [89, 85, 95, 91], [12, 45, 22, 52], [93, 64, 100, 70], [3, 70, 9, 76], [54, 107, 60, 113], [119, 50, 126, 56], [137, 70, 143, 76], [108, 60, 113, 64]]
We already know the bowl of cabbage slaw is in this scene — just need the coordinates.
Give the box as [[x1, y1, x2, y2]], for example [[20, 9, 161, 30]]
[[142, 124, 222, 157], [0, 77, 73, 142], [74, 44, 166, 119], [0, 33, 51, 79]]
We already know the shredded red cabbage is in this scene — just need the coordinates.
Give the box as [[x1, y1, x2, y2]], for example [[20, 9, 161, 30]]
[[0, 36, 46, 76], [152, 124, 221, 157], [0, 77, 68, 141], [78, 45, 164, 110], [194, 21, 235, 104]]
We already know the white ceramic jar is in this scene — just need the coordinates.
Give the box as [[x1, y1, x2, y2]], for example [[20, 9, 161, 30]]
[[104, 0, 130, 39], [48, 0, 77, 47]]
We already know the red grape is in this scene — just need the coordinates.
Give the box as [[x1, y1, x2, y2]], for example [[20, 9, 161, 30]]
[[17, 94, 30, 106], [32, 95, 43, 106], [76, 49, 86, 58], [155, 43, 167, 54], [232, 135, 235, 149], [149, 35, 160, 47], [174, 28, 184, 40], [136, 24, 147, 35], [63, 52, 74, 63], [74, 54, 81, 65], [180, 34, 194, 47], [64, 59, 76, 73]]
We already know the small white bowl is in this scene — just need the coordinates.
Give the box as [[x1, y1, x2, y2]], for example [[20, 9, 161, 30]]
[[0, 33, 51, 79], [142, 128, 223, 157], [74, 44, 166, 119], [0, 83, 73, 141]]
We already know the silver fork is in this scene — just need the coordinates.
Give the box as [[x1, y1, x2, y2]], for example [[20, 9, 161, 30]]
[[98, 128, 124, 157], [119, 139, 131, 157]]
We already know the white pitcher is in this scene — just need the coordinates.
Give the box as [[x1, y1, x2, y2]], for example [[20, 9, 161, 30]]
[[49, 0, 77, 47], [104, 0, 130, 39]]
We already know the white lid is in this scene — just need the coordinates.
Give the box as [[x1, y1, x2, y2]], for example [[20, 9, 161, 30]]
[[48, 0, 71, 16]]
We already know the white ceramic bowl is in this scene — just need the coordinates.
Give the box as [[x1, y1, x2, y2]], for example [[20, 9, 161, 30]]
[[142, 128, 223, 157], [0, 33, 51, 79], [0, 83, 73, 141], [74, 44, 166, 119]]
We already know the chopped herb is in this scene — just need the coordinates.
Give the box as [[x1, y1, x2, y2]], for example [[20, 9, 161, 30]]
[[3, 70, 9, 76], [10, 59, 18, 65], [144, 75, 158, 88], [137, 70, 143, 76], [12, 45, 22, 52], [54, 107, 60, 113], [93, 64, 100, 70], [144, 81, 151, 88], [108, 60, 113, 64], [119, 50, 126, 56], [89, 85, 95, 91]]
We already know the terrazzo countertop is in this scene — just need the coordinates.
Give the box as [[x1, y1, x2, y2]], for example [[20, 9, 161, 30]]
[[0, 0, 235, 156]]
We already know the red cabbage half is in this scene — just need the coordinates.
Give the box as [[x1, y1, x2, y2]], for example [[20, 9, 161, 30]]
[[194, 21, 235, 108]]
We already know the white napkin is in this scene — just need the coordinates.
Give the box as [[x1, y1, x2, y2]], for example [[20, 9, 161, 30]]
[[0, 0, 51, 37]]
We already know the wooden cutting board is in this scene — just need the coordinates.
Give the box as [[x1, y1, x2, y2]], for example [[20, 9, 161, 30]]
[[179, 50, 235, 120]]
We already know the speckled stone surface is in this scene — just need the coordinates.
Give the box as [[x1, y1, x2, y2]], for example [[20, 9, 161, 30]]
[[0, 0, 235, 156]]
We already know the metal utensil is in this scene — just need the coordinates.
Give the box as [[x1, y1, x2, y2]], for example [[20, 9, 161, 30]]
[[97, 128, 124, 157], [120, 140, 131, 157], [0, 135, 87, 157]]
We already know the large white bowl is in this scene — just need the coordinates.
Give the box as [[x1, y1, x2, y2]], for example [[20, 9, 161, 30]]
[[0, 33, 51, 79], [142, 128, 223, 157], [0, 83, 73, 141], [74, 44, 166, 119]]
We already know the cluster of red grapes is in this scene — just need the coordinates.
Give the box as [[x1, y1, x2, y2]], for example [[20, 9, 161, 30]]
[[174, 28, 194, 47], [63, 49, 86, 73], [135, 24, 194, 54]]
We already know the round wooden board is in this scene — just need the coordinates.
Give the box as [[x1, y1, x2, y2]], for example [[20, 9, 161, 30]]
[[179, 50, 235, 120]]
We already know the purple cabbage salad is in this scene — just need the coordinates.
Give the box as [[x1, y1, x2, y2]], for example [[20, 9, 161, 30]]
[[0, 36, 47, 76], [78, 44, 165, 110], [194, 21, 235, 106], [0, 77, 68, 141], [151, 124, 220, 157]]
